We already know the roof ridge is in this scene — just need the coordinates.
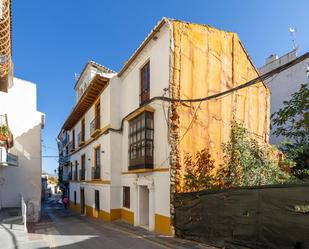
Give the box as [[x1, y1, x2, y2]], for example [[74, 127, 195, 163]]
[[88, 60, 116, 74]]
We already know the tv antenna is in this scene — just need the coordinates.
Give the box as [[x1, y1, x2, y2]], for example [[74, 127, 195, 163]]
[[289, 27, 297, 49]]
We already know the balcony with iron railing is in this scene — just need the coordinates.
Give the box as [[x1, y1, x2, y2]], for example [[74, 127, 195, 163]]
[[73, 170, 78, 181], [79, 168, 85, 181], [60, 154, 70, 165], [68, 140, 75, 152], [62, 134, 68, 147], [91, 166, 101, 180], [90, 116, 101, 138], [78, 132, 85, 147], [62, 170, 70, 182], [68, 171, 72, 181]]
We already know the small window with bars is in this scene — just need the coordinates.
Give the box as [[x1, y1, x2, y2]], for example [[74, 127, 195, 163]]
[[128, 111, 154, 170], [123, 186, 130, 209]]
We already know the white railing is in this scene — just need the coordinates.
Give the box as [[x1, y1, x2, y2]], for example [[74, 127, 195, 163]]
[[21, 195, 27, 231]]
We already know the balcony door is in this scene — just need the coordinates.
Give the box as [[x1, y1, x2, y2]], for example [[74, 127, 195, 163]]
[[80, 188, 85, 215], [81, 119, 85, 142], [81, 155, 85, 180], [95, 101, 100, 129], [94, 146, 100, 168]]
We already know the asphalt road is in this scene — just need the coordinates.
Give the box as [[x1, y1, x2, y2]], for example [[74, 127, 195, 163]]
[[34, 199, 172, 249], [0, 197, 213, 249]]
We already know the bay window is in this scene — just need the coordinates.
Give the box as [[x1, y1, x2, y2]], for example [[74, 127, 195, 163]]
[[128, 111, 154, 170]]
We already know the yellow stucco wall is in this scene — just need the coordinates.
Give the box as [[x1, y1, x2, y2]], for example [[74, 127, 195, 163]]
[[170, 21, 270, 192], [155, 214, 173, 235]]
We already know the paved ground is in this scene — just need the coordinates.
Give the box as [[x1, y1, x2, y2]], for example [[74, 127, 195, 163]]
[[0, 197, 216, 249]]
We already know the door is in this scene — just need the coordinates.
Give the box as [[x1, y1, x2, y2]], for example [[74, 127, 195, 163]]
[[139, 186, 149, 227], [81, 155, 85, 180], [80, 188, 85, 215], [95, 102, 100, 129]]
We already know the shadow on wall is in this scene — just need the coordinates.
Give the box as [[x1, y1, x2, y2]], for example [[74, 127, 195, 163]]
[[0, 123, 42, 222]]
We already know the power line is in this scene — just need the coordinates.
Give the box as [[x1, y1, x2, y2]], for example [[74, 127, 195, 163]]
[[107, 52, 309, 135], [152, 51, 309, 103]]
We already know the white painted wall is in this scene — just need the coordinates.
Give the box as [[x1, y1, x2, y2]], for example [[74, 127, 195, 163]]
[[259, 50, 309, 144], [0, 77, 44, 222], [66, 22, 172, 229]]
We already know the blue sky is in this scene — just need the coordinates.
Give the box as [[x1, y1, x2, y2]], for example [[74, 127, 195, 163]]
[[11, 0, 309, 175]]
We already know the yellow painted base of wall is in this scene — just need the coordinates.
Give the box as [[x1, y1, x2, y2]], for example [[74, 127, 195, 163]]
[[110, 208, 121, 221], [85, 205, 111, 222], [70, 203, 172, 236], [69, 201, 81, 213], [69, 202, 134, 225], [121, 209, 134, 225], [155, 214, 173, 236]]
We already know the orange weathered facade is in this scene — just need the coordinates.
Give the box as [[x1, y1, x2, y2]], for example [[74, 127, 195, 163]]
[[169, 20, 270, 192]]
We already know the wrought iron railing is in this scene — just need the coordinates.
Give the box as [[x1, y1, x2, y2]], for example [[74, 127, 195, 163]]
[[79, 168, 85, 181], [90, 116, 100, 136], [91, 166, 101, 180], [78, 132, 85, 146], [74, 170, 78, 181], [68, 171, 72, 181]]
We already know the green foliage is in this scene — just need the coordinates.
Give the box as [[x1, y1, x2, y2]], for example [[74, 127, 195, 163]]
[[0, 125, 9, 137], [221, 121, 293, 187], [183, 149, 215, 192], [271, 83, 309, 179], [271, 84, 309, 143]]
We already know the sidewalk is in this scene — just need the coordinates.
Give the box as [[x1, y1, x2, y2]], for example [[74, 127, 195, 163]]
[[0, 208, 49, 249]]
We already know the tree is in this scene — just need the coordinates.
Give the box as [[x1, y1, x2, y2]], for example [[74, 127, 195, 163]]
[[220, 120, 292, 187], [271, 83, 309, 179], [183, 149, 215, 192]]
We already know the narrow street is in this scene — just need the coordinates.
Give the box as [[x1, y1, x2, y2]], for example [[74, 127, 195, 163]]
[[0, 197, 213, 249]]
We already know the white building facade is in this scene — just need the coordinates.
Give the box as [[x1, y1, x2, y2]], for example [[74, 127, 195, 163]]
[[259, 49, 309, 144], [0, 77, 45, 222], [59, 21, 172, 235]]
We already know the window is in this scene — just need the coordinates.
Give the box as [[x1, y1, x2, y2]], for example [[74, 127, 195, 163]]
[[140, 61, 150, 105], [123, 187, 130, 209], [92, 146, 101, 179], [81, 118, 85, 142], [75, 160, 78, 180], [74, 191, 76, 205], [129, 111, 154, 170], [95, 101, 100, 129], [72, 129, 75, 149], [80, 155, 85, 181], [95, 146, 100, 168], [95, 190, 100, 211]]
